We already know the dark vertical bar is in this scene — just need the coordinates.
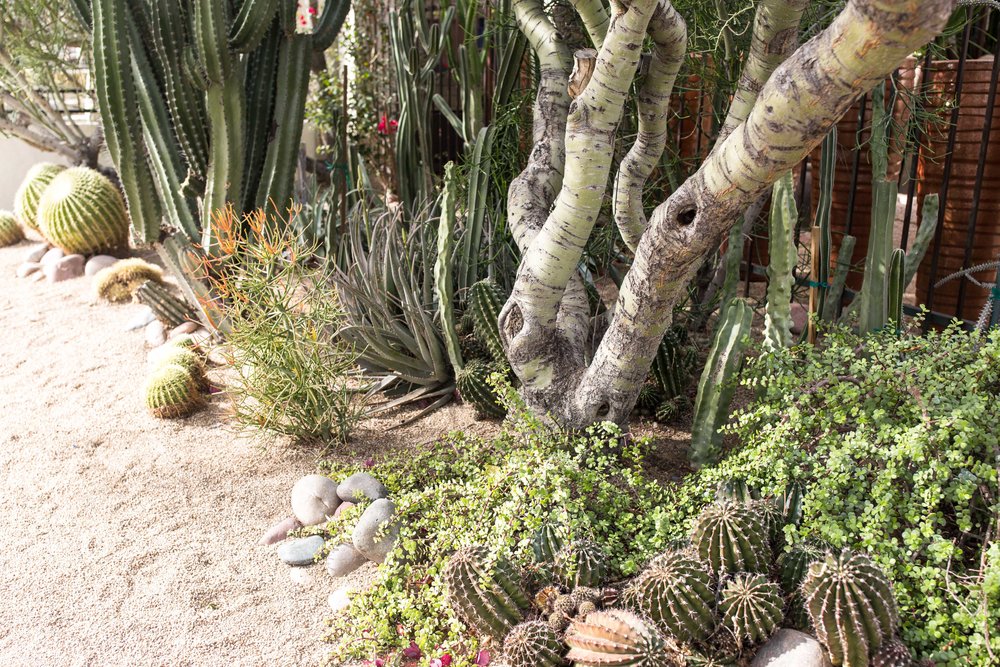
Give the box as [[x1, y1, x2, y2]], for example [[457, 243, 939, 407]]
[[844, 94, 868, 236]]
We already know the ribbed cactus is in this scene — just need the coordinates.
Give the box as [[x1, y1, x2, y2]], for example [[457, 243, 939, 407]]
[[135, 280, 197, 328], [145, 363, 203, 418], [624, 550, 715, 643], [503, 621, 568, 667], [149, 345, 208, 390], [468, 279, 508, 366], [14, 163, 65, 233], [690, 501, 770, 575], [871, 638, 914, 667], [443, 545, 530, 641], [0, 211, 24, 247], [532, 522, 565, 564], [36, 167, 129, 255], [763, 170, 797, 350], [456, 359, 507, 418], [802, 550, 899, 666], [652, 325, 697, 400], [777, 541, 828, 597], [548, 587, 603, 632], [94, 258, 164, 303], [887, 248, 905, 329], [565, 609, 682, 667], [654, 396, 689, 424], [555, 540, 609, 589], [718, 573, 783, 645], [690, 299, 753, 466]]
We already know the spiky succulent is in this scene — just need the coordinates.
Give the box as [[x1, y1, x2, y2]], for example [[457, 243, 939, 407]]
[[94, 258, 165, 303], [443, 545, 530, 641], [36, 167, 129, 255], [654, 396, 689, 424], [778, 540, 829, 628], [503, 621, 568, 667], [14, 163, 65, 233], [456, 359, 506, 418], [135, 280, 197, 328], [636, 382, 663, 412], [148, 345, 207, 390], [556, 540, 609, 589], [532, 522, 565, 564], [565, 609, 683, 667], [468, 279, 508, 365], [0, 211, 24, 247], [802, 550, 899, 666], [624, 550, 715, 643], [718, 573, 783, 645], [872, 638, 914, 667], [690, 501, 770, 575], [145, 364, 202, 418]]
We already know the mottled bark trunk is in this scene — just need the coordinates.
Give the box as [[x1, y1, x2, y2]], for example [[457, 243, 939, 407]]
[[504, 0, 956, 428]]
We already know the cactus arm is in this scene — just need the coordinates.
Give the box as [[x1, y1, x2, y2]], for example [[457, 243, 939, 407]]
[[461, 126, 496, 293], [822, 234, 856, 322], [903, 193, 939, 287], [690, 298, 753, 466], [158, 234, 230, 334], [888, 247, 905, 328], [194, 0, 232, 84], [763, 170, 796, 349], [202, 72, 245, 249], [69, 0, 93, 29], [312, 0, 351, 51], [241, 21, 282, 212], [814, 129, 836, 320], [230, 0, 279, 52], [436, 163, 464, 372]]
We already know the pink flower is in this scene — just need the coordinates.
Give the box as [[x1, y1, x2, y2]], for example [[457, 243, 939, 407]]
[[401, 641, 421, 659], [439, 655, 452, 666], [430, 661, 442, 667], [364, 457, 376, 468], [389, 119, 399, 133], [377, 116, 388, 135], [475, 650, 491, 665]]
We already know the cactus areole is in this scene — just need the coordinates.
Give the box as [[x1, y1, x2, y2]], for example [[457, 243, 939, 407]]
[[499, 0, 956, 428]]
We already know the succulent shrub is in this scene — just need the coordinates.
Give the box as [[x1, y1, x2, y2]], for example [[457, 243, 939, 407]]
[[14, 163, 65, 233], [565, 609, 683, 667], [144, 364, 202, 419], [0, 211, 24, 246], [93, 258, 164, 303], [690, 501, 770, 575], [717, 573, 783, 646], [624, 550, 715, 643], [443, 545, 530, 641], [37, 166, 129, 255], [503, 620, 568, 667]]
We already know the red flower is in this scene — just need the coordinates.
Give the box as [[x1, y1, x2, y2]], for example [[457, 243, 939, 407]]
[[475, 650, 491, 665], [377, 116, 388, 135], [389, 119, 399, 133], [439, 655, 452, 666]]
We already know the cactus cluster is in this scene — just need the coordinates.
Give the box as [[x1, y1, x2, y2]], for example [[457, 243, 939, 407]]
[[145, 336, 210, 419], [443, 545, 531, 640], [565, 609, 683, 667], [0, 211, 24, 247], [545, 587, 603, 632], [135, 280, 197, 328], [468, 279, 508, 366], [94, 258, 165, 303], [14, 163, 65, 233], [555, 540, 609, 590], [455, 279, 514, 417], [36, 167, 129, 255], [690, 501, 770, 575], [624, 550, 715, 643]]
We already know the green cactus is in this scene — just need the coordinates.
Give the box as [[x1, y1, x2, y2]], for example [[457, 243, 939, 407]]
[[636, 382, 663, 413], [36, 167, 129, 255], [555, 540, 609, 589], [135, 280, 197, 328], [652, 325, 697, 401], [871, 638, 914, 667], [624, 550, 715, 643], [145, 363, 203, 418], [148, 345, 208, 390], [714, 480, 754, 503], [443, 545, 530, 641], [887, 248, 905, 330], [690, 299, 753, 466], [763, 170, 797, 350], [503, 621, 568, 667], [532, 522, 565, 564], [654, 396, 690, 424], [778, 541, 828, 597], [456, 359, 507, 418], [94, 258, 165, 303], [802, 550, 899, 666], [690, 501, 770, 575], [0, 211, 24, 247], [468, 279, 508, 366], [718, 573, 783, 645], [822, 234, 856, 322], [565, 609, 682, 667], [435, 162, 464, 373], [14, 163, 66, 233]]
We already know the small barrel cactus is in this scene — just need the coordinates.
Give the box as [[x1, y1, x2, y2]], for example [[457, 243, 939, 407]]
[[802, 550, 899, 667], [565, 609, 683, 667], [135, 280, 197, 328], [443, 545, 530, 641], [690, 501, 770, 575], [624, 550, 715, 643], [468, 279, 508, 365], [872, 638, 914, 667], [0, 210, 24, 247], [94, 258, 164, 303], [503, 620, 568, 667], [532, 521, 565, 565], [778, 541, 829, 597], [145, 364, 203, 418], [14, 163, 66, 233], [36, 167, 129, 255], [456, 359, 506, 418], [555, 539, 609, 589], [718, 573, 783, 645], [654, 396, 689, 424], [148, 345, 207, 390]]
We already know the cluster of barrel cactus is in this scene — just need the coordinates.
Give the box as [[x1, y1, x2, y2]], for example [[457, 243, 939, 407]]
[[442, 488, 911, 667], [14, 163, 65, 233], [454, 279, 516, 418], [0, 211, 24, 247], [144, 335, 210, 418]]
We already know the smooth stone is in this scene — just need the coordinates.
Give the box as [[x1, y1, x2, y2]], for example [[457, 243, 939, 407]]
[[40, 247, 64, 266], [328, 586, 353, 613], [85, 255, 118, 277], [325, 543, 367, 577], [44, 254, 84, 283], [289, 568, 314, 586], [333, 501, 356, 518], [145, 319, 166, 348], [337, 472, 389, 503], [352, 498, 398, 563], [276, 535, 325, 566], [24, 243, 49, 264], [169, 321, 199, 338], [751, 629, 832, 667], [29, 271, 45, 283], [125, 307, 157, 332], [291, 474, 341, 526], [16, 262, 42, 279], [259, 516, 302, 546]]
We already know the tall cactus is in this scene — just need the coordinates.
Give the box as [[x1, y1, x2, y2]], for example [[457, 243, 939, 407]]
[[763, 170, 796, 349]]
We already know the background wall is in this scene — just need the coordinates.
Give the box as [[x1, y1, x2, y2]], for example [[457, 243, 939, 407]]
[[0, 137, 70, 209]]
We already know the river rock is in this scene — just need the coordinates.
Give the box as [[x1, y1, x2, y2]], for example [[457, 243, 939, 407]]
[[125, 307, 156, 332], [328, 585, 353, 612], [337, 472, 389, 503], [259, 516, 302, 546], [325, 543, 367, 577], [16, 262, 41, 279], [333, 501, 356, 518], [40, 247, 64, 266], [169, 321, 199, 338], [24, 243, 49, 264], [85, 254, 118, 277], [277, 535, 325, 566], [751, 629, 832, 667], [291, 474, 341, 526], [352, 498, 398, 563], [44, 254, 84, 283], [145, 319, 166, 347]]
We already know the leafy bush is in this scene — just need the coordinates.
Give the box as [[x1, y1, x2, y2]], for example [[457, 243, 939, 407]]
[[206, 206, 366, 446]]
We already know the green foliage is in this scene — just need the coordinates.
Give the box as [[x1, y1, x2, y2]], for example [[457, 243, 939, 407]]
[[0, 210, 24, 247], [37, 166, 129, 255]]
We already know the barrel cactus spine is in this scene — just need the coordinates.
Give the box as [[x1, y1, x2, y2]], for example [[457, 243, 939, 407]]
[[503, 620, 568, 667], [624, 550, 715, 643], [871, 638, 914, 667], [148, 345, 208, 390], [14, 163, 66, 233], [135, 279, 198, 328], [145, 363, 203, 418], [443, 545, 530, 641], [690, 501, 770, 575], [778, 541, 829, 597], [532, 521, 565, 564], [36, 167, 129, 255], [456, 359, 507, 418], [0, 211, 24, 247], [801, 550, 899, 666], [555, 540, 610, 589], [565, 609, 683, 667], [718, 573, 783, 645]]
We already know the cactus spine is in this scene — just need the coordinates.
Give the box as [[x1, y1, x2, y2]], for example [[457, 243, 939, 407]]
[[565, 609, 682, 667], [0, 211, 24, 247], [532, 522, 565, 564], [625, 550, 715, 643], [36, 167, 129, 255], [503, 621, 568, 667], [145, 363, 203, 418], [778, 541, 828, 597], [443, 545, 530, 641], [93, 258, 165, 303], [801, 550, 899, 666], [763, 170, 796, 350], [555, 540, 609, 589], [14, 163, 66, 233], [690, 501, 770, 575], [135, 280, 197, 328], [468, 279, 508, 366], [718, 573, 783, 645]]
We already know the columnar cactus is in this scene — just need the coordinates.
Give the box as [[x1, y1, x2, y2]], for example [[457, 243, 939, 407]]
[[14, 163, 65, 233], [503, 621, 568, 667], [93, 258, 164, 303], [624, 550, 715, 643], [652, 325, 697, 400], [0, 211, 24, 247], [443, 545, 530, 641], [135, 280, 197, 328], [718, 573, 783, 645], [468, 279, 508, 366], [690, 501, 770, 575], [565, 609, 683, 667], [555, 540, 609, 589], [145, 364, 203, 418], [801, 550, 899, 666], [456, 359, 506, 418], [36, 167, 129, 255]]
